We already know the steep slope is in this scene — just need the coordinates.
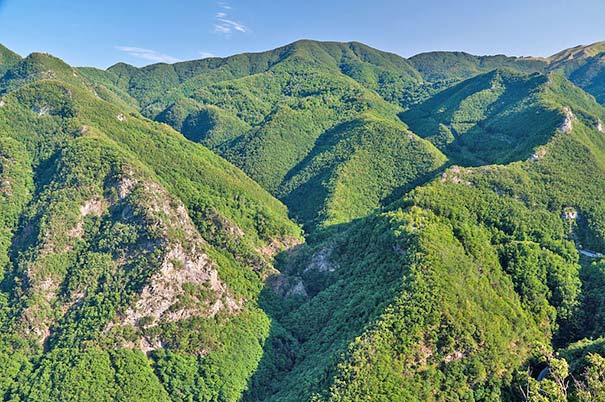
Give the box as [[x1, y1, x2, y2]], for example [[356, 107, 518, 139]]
[[0, 44, 21, 76], [78, 40, 439, 230], [544, 42, 605, 105], [401, 69, 561, 165], [547, 41, 605, 71], [2, 40, 605, 402], [565, 54, 605, 104], [0, 54, 302, 401], [278, 115, 446, 228], [243, 73, 605, 401]]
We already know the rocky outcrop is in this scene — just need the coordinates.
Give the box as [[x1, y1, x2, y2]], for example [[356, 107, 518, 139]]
[[110, 171, 240, 344], [32, 105, 50, 116], [560, 107, 575, 134], [530, 148, 547, 161], [269, 274, 308, 298], [441, 166, 473, 186], [305, 245, 337, 273]]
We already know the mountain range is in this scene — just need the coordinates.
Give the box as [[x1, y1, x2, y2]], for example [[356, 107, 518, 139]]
[[1, 39, 605, 401]]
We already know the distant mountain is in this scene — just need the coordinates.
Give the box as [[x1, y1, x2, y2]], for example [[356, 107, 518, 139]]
[[409, 51, 547, 82], [409, 41, 605, 104], [2, 40, 605, 401], [548, 41, 605, 70]]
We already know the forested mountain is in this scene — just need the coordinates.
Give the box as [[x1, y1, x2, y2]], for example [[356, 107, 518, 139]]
[[2, 39, 605, 401]]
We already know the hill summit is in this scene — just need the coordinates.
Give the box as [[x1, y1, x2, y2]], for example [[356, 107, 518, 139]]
[[2, 39, 605, 401]]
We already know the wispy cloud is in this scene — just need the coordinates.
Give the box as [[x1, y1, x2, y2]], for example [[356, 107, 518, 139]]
[[199, 51, 217, 59], [212, 2, 249, 37], [115, 46, 181, 64]]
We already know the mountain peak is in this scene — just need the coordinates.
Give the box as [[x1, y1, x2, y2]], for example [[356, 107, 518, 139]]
[[548, 41, 605, 64]]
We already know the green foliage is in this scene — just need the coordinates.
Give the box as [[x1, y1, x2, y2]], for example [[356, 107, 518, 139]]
[[0, 47, 301, 402], [280, 116, 446, 228], [409, 51, 548, 82], [2, 39, 605, 402], [401, 69, 561, 165], [0, 44, 22, 77]]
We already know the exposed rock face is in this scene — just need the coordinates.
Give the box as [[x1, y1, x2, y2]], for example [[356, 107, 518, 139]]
[[305, 245, 337, 273], [444, 350, 467, 363], [563, 207, 578, 220], [80, 198, 105, 217], [20, 266, 61, 343], [530, 148, 548, 161], [269, 275, 308, 298], [32, 105, 50, 116], [441, 166, 472, 186], [598, 119, 604, 133], [18, 165, 245, 348], [122, 244, 229, 326], [560, 107, 575, 134], [287, 278, 308, 297], [116, 113, 126, 121], [68, 198, 107, 238], [110, 172, 240, 345], [258, 236, 302, 259]]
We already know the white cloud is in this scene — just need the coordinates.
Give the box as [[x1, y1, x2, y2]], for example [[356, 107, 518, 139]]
[[212, 2, 249, 37], [214, 18, 249, 35], [199, 51, 217, 59], [115, 46, 180, 64]]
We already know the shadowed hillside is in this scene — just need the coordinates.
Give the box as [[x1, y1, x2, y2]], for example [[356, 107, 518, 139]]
[[2, 40, 605, 401]]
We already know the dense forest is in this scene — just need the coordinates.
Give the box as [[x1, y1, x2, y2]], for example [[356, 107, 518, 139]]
[[2, 39, 605, 400]]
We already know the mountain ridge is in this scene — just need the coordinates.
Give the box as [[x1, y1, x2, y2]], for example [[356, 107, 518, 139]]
[[2, 39, 605, 401]]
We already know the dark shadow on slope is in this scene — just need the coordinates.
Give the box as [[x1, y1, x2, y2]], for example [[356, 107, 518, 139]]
[[278, 121, 360, 230], [400, 70, 561, 166], [279, 118, 448, 233], [242, 215, 409, 401]]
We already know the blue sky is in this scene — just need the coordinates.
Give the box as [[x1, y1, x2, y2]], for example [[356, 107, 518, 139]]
[[0, 0, 604, 68]]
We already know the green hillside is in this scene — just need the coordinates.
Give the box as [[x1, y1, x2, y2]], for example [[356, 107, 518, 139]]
[[409, 51, 547, 82], [2, 39, 605, 402], [401, 69, 561, 165], [78, 40, 437, 230], [278, 115, 446, 228], [408, 42, 605, 107], [0, 45, 21, 76], [0, 52, 302, 401], [243, 70, 605, 402]]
